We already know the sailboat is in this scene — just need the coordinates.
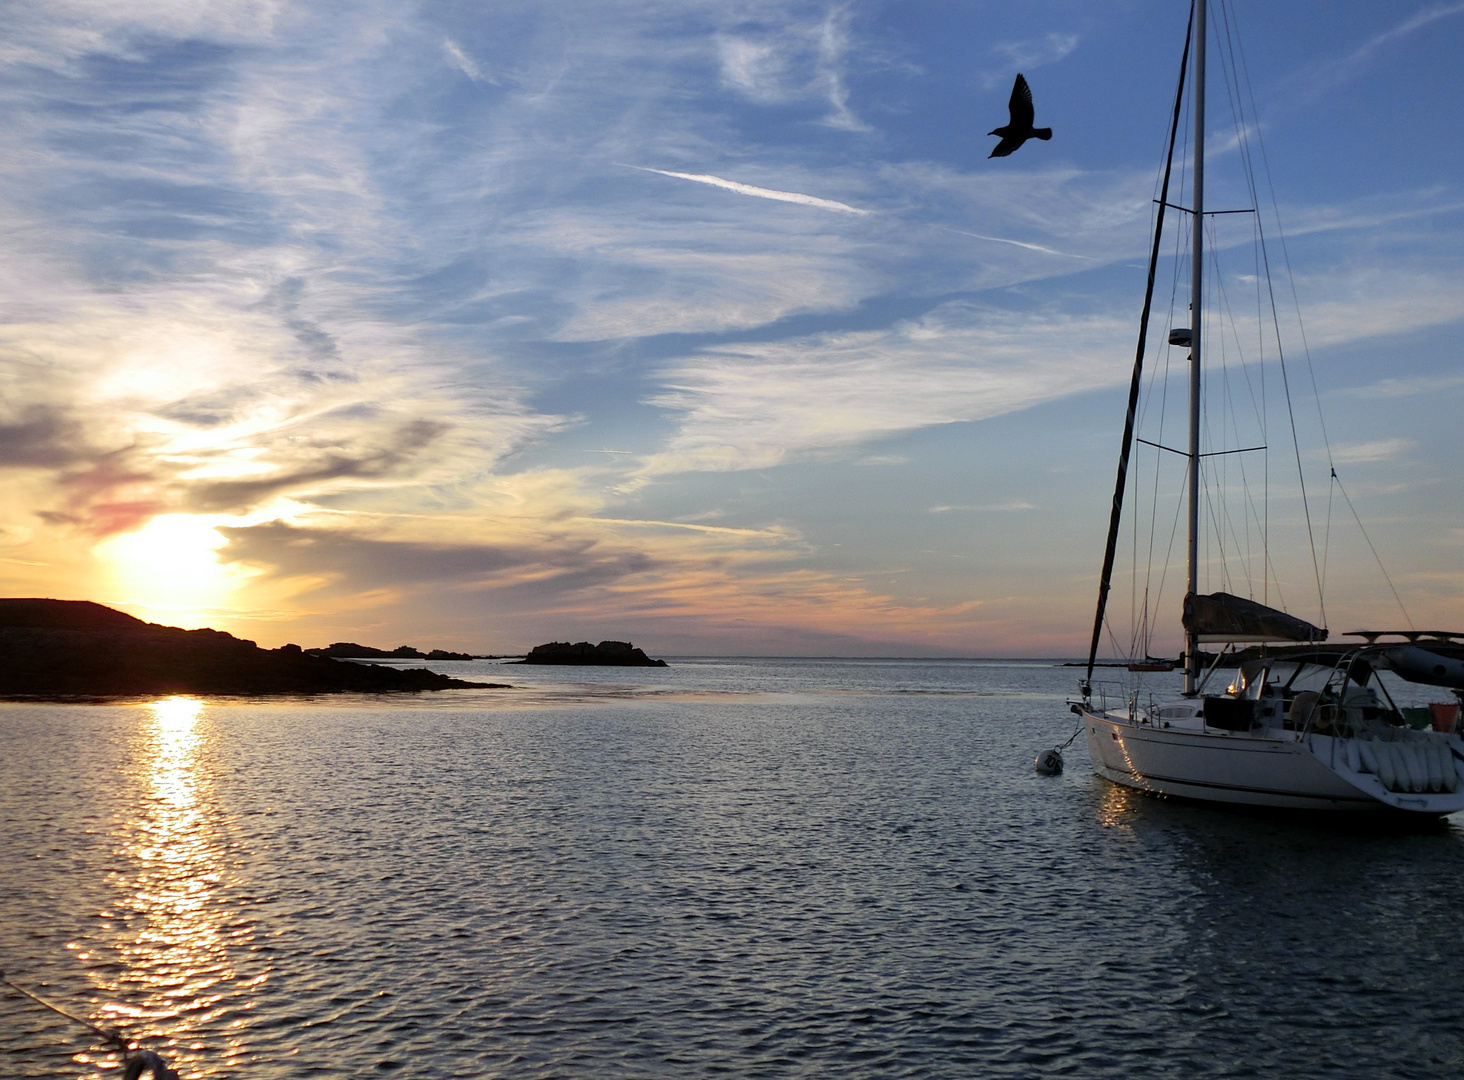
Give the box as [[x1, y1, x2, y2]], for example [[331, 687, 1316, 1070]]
[[1073, 0, 1464, 814]]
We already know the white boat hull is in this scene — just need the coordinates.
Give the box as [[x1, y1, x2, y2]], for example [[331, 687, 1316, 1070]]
[[1081, 708, 1464, 814]]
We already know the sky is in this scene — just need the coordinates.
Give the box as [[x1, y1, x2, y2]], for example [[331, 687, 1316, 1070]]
[[0, 0, 1461, 657]]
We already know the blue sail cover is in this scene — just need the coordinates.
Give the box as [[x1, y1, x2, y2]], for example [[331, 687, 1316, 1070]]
[[1183, 591, 1327, 643]]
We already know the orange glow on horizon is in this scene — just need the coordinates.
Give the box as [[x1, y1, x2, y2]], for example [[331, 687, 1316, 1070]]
[[94, 514, 256, 628]]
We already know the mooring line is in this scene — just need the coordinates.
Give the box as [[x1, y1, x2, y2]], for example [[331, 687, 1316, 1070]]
[[1, 971, 179, 1079]]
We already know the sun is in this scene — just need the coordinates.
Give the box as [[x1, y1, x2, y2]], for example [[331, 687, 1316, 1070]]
[[96, 514, 253, 627]]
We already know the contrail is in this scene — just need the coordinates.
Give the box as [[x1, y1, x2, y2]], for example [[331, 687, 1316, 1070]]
[[624, 165, 870, 215], [945, 227, 1093, 260], [625, 166, 1086, 256]]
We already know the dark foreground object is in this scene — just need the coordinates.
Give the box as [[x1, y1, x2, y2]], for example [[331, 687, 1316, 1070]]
[[518, 640, 667, 667], [0, 598, 500, 697]]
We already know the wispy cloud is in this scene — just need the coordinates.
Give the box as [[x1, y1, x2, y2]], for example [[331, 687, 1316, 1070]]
[[1344, 3, 1464, 66], [815, 5, 866, 131], [442, 38, 496, 84], [930, 501, 1037, 513], [1331, 438, 1415, 466], [990, 32, 1080, 74], [1292, 268, 1464, 349], [1339, 374, 1464, 399], [641, 303, 1132, 476], [626, 165, 870, 215], [1288, 2, 1464, 102], [715, 4, 867, 129]]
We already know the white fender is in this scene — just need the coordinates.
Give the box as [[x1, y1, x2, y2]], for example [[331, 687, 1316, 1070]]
[[1400, 742, 1427, 793], [1437, 742, 1459, 793], [1376, 740, 1399, 790], [1390, 742, 1414, 792], [1422, 739, 1444, 792], [1455, 753, 1464, 790], [1358, 740, 1379, 775], [1417, 742, 1438, 793], [1373, 740, 1398, 791], [1345, 738, 1361, 773]]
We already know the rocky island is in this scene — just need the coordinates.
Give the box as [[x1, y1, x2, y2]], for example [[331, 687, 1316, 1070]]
[[0, 598, 505, 697], [307, 642, 480, 661], [517, 640, 667, 666]]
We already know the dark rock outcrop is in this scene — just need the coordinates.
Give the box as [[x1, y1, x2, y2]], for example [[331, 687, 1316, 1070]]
[[0, 598, 146, 632], [0, 598, 504, 697], [306, 642, 478, 661], [517, 640, 667, 667]]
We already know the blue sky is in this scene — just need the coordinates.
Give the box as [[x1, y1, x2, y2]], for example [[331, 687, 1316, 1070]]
[[0, 0, 1461, 655]]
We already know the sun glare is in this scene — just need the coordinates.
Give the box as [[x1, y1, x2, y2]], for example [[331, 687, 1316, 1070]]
[[98, 514, 252, 627], [150, 694, 205, 736]]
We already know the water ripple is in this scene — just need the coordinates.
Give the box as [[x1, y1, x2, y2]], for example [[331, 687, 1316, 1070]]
[[3, 662, 1464, 1077]]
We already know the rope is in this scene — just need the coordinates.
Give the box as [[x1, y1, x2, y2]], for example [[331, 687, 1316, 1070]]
[[1, 971, 122, 1046], [0, 972, 178, 1079]]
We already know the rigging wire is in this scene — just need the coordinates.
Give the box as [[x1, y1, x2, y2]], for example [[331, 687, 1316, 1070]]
[[1131, 129, 1190, 660], [1218, 0, 1330, 628], [1105, 0, 1414, 664], [1101, 0, 1417, 673], [1206, 216, 1275, 604], [1331, 469, 1415, 630], [1228, 28, 1413, 635], [1321, 464, 1335, 597]]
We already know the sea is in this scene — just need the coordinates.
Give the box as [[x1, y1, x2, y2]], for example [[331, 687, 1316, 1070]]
[[3, 657, 1462, 1079]]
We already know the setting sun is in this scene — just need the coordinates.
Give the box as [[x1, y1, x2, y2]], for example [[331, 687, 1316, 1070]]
[[97, 514, 251, 627]]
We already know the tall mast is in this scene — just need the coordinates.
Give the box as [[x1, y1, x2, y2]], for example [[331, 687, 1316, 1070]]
[[1184, 0, 1206, 696], [1082, 1, 1195, 688]]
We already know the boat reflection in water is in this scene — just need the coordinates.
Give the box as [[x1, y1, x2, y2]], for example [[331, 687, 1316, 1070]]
[[75, 696, 255, 1077]]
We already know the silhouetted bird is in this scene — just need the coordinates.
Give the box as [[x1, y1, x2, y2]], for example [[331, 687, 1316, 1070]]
[[988, 73, 1051, 158]]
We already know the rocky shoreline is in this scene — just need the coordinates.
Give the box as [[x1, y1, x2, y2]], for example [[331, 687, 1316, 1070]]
[[0, 599, 506, 698]]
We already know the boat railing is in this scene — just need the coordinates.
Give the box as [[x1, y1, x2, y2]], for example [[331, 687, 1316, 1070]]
[[1079, 678, 1159, 721]]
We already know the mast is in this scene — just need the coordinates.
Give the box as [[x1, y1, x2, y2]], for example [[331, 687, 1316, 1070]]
[[1083, 1, 1195, 688], [1184, 0, 1206, 696]]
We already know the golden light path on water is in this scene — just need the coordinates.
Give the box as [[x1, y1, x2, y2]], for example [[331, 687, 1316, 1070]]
[[72, 696, 257, 1076]]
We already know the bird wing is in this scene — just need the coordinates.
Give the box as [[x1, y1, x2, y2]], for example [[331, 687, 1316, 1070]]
[[1008, 73, 1035, 128], [989, 137, 1023, 158]]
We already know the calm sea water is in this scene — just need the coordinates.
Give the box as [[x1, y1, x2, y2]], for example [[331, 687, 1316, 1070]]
[[3, 657, 1463, 1079]]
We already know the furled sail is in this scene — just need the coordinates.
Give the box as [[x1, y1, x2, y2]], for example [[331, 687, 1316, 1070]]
[[1182, 591, 1327, 643]]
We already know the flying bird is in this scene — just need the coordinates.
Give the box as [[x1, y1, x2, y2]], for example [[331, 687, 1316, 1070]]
[[988, 73, 1051, 158]]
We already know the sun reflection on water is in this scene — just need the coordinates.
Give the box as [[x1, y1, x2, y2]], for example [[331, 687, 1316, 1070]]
[[75, 697, 256, 1076], [1096, 780, 1141, 828]]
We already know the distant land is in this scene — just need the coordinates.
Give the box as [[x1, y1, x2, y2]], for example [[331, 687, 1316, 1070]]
[[0, 598, 508, 698], [517, 640, 668, 667], [307, 642, 509, 661]]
